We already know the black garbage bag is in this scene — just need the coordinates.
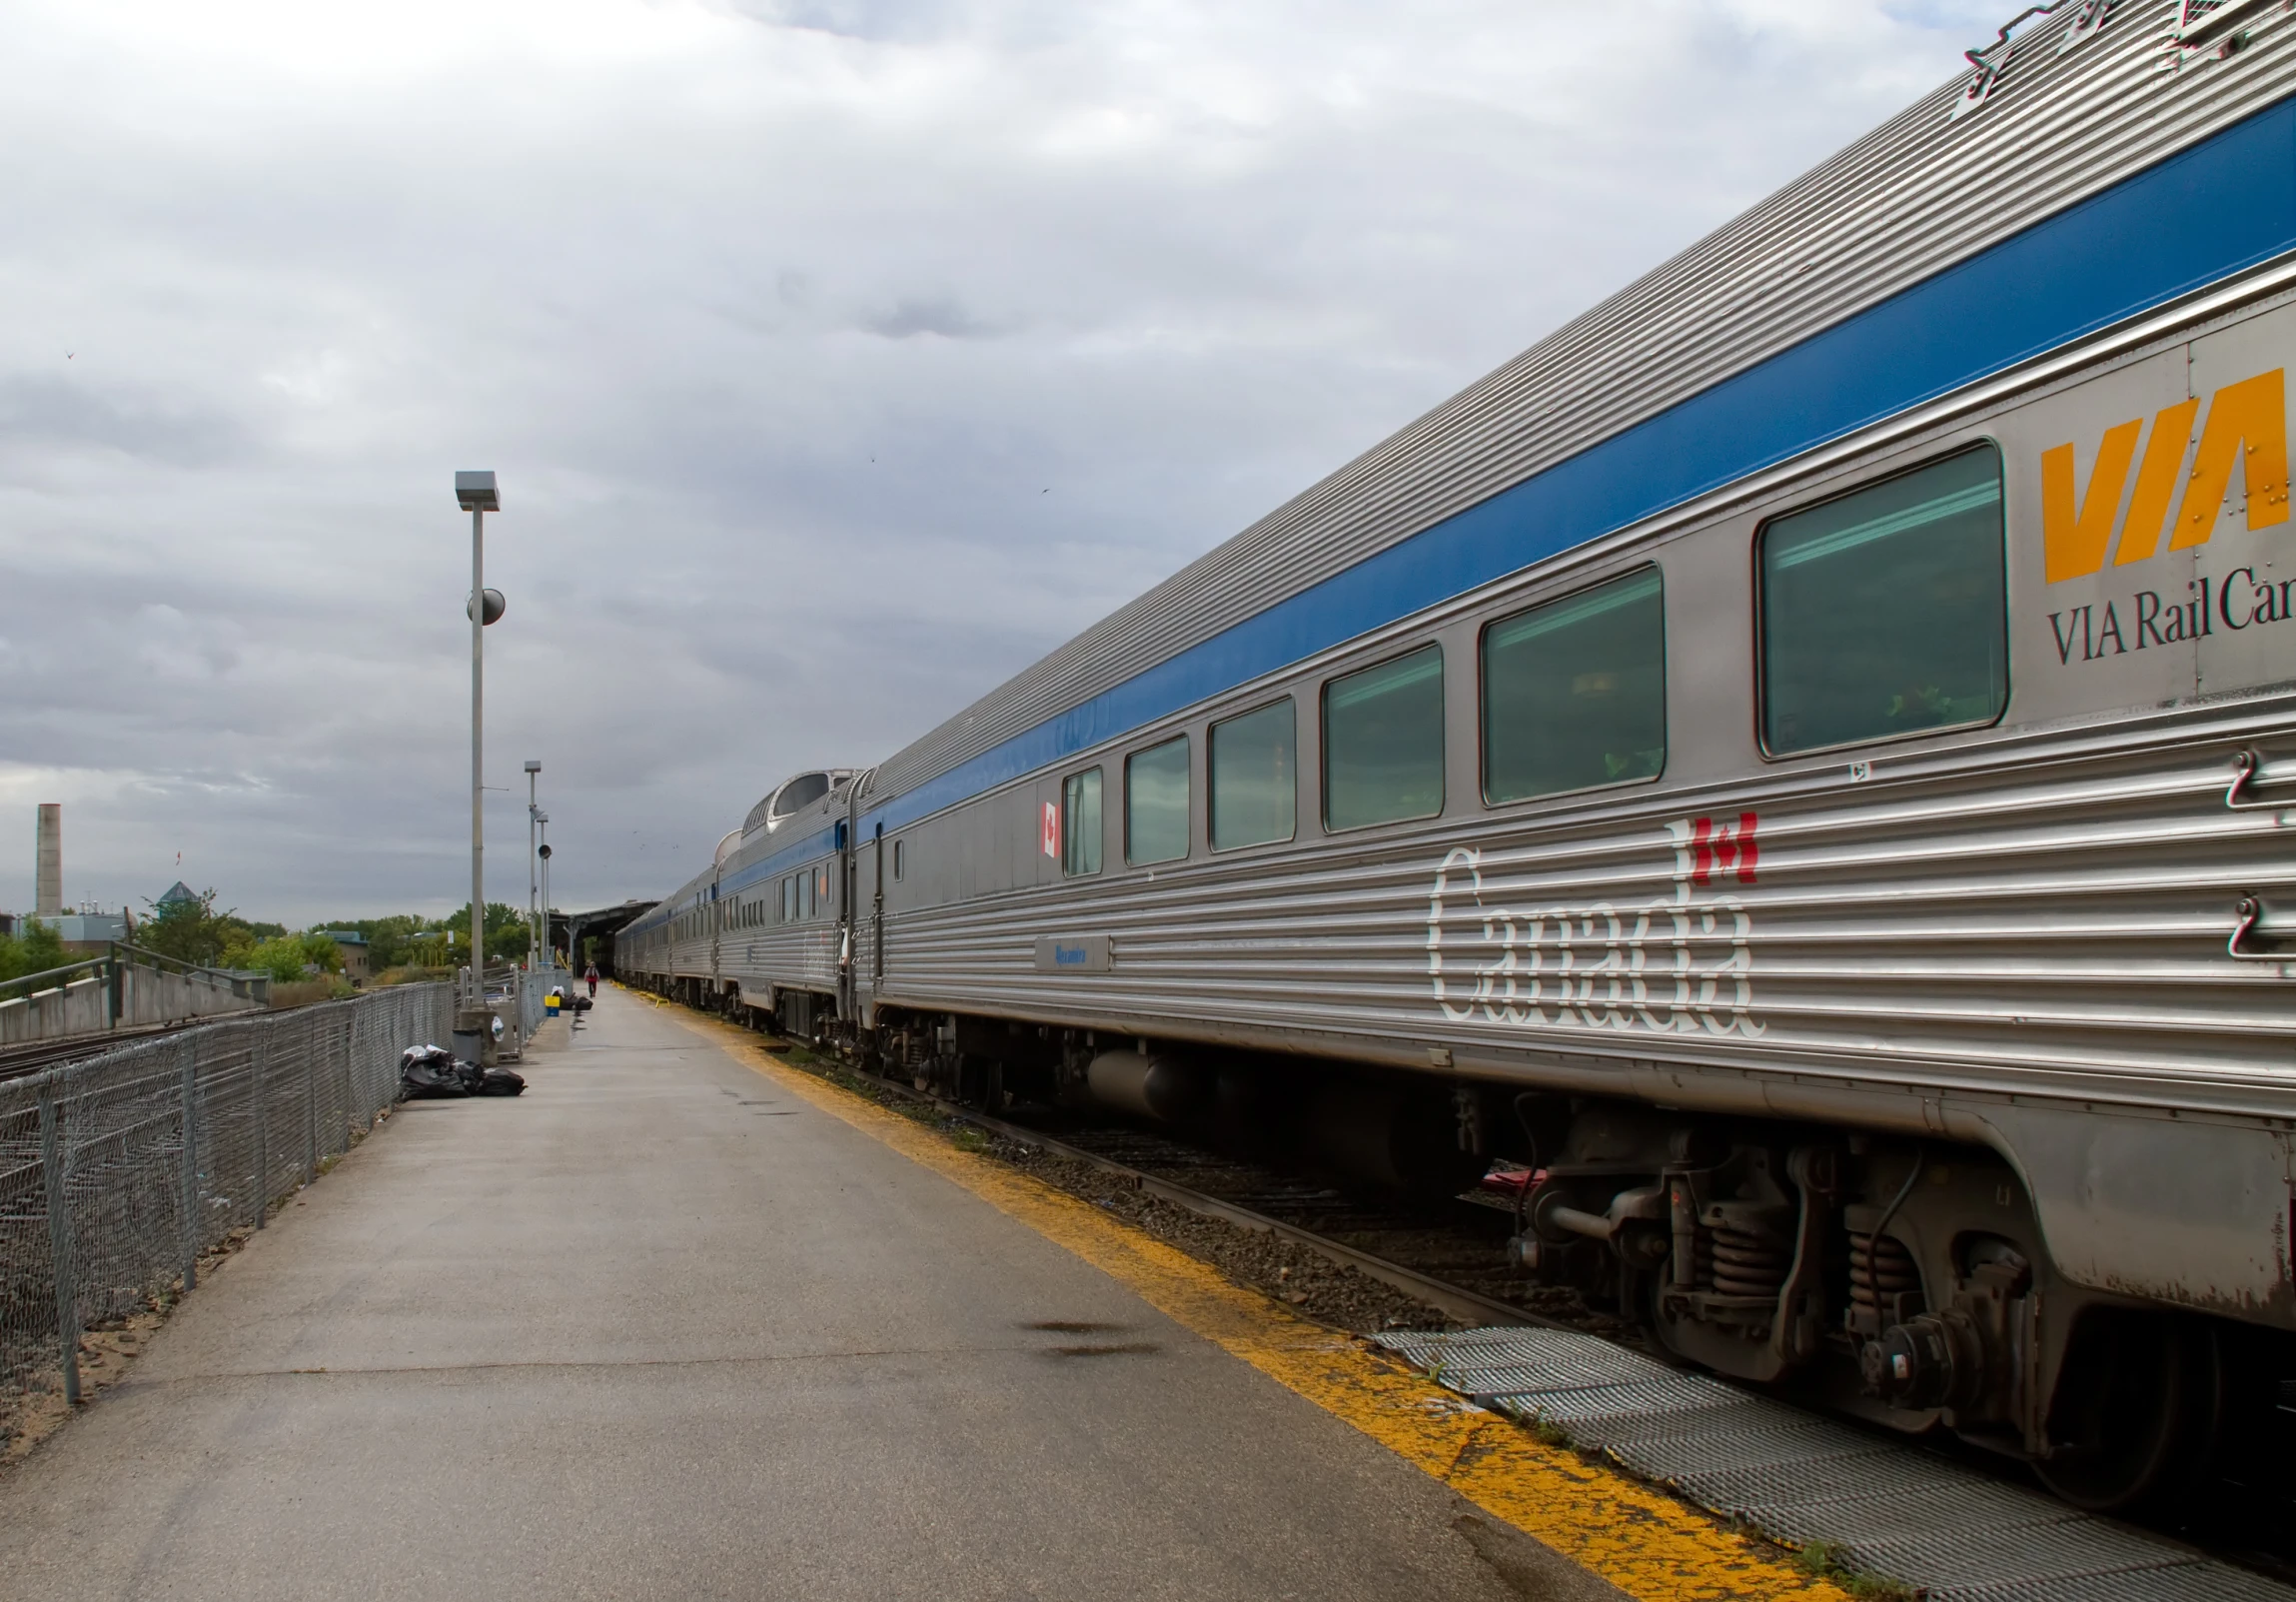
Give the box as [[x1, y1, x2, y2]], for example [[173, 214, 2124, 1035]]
[[399, 1045, 468, 1100], [475, 1063, 527, 1096], [446, 1054, 526, 1096]]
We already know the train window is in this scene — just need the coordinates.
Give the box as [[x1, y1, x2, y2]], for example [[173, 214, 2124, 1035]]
[[1759, 444, 2006, 756], [816, 866, 829, 909], [782, 877, 794, 922], [1483, 568, 1666, 803], [1061, 768, 1103, 876], [1323, 645, 1444, 831], [1210, 699, 1295, 850], [1125, 735, 1190, 865], [893, 837, 905, 880], [771, 772, 830, 820], [802, 870, 815, 919]]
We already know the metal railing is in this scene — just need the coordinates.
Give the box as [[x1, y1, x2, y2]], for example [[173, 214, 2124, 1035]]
[[0, 942, 268, 1009], [518, 963, 570, 1042], [446, 963, 566, 1060], [0, 982, 453, 1410]]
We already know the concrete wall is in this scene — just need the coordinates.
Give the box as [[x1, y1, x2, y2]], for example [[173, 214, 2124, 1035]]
[[0, 962, 262, 1048]]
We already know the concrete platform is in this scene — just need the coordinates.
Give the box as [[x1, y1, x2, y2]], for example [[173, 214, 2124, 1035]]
[[0, 987, 1623, 1602]]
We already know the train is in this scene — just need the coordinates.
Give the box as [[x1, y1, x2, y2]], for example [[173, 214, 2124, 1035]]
[[623, 0, 2296, 1512]]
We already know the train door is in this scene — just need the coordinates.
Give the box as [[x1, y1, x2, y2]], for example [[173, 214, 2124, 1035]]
[[834, 813, 854, 1022], [708, 874, 721, 995], [870, 818, 885, 1013]]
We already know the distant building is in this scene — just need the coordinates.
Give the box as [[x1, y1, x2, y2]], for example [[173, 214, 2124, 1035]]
[[48, 908, 129, 955], [156, 881, 199, 909], [318, 930, 371, 983]]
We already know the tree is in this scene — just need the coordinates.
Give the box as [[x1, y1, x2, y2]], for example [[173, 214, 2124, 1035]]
[[141, 887, 234, 966], [234, 931, 347, 983], [307, 914, 427, 970], [443, 902, 531, 963], [0, 919, 71, 983]]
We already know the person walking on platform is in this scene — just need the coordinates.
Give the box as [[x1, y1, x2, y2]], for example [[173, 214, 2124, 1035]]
[[583, 962, 598, 998]]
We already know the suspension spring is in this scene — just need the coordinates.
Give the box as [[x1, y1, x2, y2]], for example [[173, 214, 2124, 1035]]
[[1848, 1231, 1921, 1314], [1710, 1225, 1790, 1297]]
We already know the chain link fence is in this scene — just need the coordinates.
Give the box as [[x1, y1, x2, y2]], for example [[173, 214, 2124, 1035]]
[[0, 982, 453, 1413]]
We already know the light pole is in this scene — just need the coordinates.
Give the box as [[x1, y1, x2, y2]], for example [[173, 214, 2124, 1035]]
[[538, 817, 553, 971], [525, 760, 542, 970], [456, 471, 503, 1041]]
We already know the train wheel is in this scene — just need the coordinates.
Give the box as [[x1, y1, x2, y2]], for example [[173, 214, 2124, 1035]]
[[2036, 1309, 2221, 1513]]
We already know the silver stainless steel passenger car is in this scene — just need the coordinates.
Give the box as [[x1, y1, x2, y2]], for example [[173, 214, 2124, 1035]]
[[625, 1, 2296, 1509]]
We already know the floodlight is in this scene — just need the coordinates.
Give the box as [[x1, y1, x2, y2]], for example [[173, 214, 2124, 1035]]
[[455, 470, 500, 512]]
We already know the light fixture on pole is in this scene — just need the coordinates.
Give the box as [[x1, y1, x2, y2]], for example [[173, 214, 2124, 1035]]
[[525, 760, 542, 971], [456, 470, 503, 1058]]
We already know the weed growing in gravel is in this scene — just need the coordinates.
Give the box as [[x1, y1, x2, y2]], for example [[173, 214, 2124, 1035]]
[[950, 1127, 989, 1154], [1528, 1415, 1575, 1450], [1783, 1539, 1917, 1602]]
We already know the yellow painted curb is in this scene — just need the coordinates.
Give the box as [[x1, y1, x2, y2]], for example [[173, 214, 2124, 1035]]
[[668, 1010, 1846, 1602]]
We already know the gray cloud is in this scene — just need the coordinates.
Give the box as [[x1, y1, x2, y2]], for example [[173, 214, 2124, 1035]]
[[0, 374, 250, 467], [864, 297, 1000, 339], [0, 0, 2006, 923]]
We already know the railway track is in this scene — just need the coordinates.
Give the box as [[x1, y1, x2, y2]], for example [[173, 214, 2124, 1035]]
[[786, 1046, 2296, 1602], [0, 993, 373, 1083], [0, 1021, 187, 1081]]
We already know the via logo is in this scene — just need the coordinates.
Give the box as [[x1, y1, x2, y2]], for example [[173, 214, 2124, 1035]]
[[2041, 368, 2289, 584]]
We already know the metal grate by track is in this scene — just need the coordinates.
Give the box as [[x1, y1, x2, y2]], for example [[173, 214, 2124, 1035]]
[[1372, 1325, 2296, 1602]]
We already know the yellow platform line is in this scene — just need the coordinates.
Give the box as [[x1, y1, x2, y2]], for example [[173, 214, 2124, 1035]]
[[670, 1011, 1844, 1602]]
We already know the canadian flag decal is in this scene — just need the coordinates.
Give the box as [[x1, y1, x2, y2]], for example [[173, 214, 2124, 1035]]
[[1690, 812, 1758, 885], [1042, 801, 1060, 859]]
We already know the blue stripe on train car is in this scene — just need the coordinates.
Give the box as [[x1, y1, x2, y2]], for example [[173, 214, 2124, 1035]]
[[862, 92, 2296, 840], [628, 823, 843, 936]]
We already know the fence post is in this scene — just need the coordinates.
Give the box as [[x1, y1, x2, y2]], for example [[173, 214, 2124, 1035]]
[[36, 1082, 82, 1406], [252, 1037, 268, 1231], [339, 1006, 358, 1152], [304, 1016, 319, 1184], [180, 1039, 201, 1292]]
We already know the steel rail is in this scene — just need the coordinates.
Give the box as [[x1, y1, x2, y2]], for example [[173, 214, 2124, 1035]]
[[834, 1059, 1569, 1334], [0, 1021, 186, 1081]]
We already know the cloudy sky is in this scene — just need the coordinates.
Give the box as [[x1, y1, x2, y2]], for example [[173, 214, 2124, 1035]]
[[0, 0, 2004, 926]]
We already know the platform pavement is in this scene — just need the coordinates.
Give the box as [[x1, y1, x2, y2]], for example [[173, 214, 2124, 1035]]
[[0, 986, 1626, 1602]]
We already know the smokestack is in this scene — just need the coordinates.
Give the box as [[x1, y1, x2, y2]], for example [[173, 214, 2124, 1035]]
[[35, 803, 61, 918]]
